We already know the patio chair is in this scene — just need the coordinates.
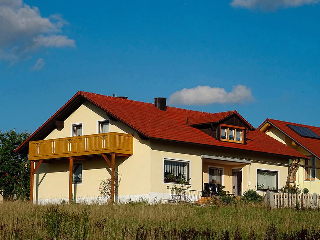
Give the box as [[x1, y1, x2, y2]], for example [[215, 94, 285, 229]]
[[211, 184, 218, 196], [203, 183, 211, 197]]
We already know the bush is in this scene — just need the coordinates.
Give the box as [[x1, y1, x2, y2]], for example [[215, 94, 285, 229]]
[[242, 190, 262, 203], [221, 195, 236, 205], [279, 185, 301, 194], [303, 188, 309, 194]]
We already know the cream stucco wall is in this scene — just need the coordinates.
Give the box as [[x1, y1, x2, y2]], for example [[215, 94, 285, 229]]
[[266, 128, 286, 144], [35, 101, 152, 203], [265, 126, 320, 194], [149, 140, 288, 199]]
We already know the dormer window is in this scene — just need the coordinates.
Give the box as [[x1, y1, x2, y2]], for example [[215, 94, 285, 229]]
[[220, 124, 245, 144]]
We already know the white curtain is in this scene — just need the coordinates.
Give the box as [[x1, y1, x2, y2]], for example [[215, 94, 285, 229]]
[[257, 170, 277, 190]]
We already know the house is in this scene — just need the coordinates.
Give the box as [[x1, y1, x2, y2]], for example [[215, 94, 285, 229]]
[[15, 91, 305, 204], [259, 119, 320, 194]]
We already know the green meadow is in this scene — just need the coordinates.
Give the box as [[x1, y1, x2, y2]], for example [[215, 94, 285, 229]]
[[0, 201, 320, 239]]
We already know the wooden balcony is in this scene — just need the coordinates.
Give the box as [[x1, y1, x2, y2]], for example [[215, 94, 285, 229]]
[[28, 132, 133, 161]]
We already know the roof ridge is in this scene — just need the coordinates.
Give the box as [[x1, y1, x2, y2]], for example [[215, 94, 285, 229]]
[[82, 91, 235, 117], [167, 106, 234, 116], [81, 91, 155, 106], [269, 118, 320, 129]]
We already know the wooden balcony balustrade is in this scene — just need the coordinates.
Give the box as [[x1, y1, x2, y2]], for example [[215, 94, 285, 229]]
[[28, 132, 133, 160]]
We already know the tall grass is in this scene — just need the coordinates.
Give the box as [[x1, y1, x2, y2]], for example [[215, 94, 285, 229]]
[[0, 201, 320, 239]]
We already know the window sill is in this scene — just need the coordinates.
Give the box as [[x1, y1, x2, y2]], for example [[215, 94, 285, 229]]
[[220, 139, 244, 144], [72, 182, 82, 185], [257, 188, 278, 192], [164, 180, 190, 185]]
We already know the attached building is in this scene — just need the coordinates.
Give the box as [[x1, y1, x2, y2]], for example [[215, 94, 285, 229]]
[[259, 119, 320, 194]]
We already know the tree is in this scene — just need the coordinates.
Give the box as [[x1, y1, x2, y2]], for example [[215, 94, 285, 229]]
[[0, 130, 30, 200]]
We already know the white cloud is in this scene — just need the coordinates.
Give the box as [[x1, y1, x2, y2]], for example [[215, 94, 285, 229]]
[[231, 0, 320, 11], [168, 85, 254, 105], [0, 0, 75, 63], [32, 58, 45, 71], [33, 35, 75, 48]]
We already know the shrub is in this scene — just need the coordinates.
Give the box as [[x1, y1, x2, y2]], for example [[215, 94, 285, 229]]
[[242, 190, 262, 203], [279, 185, 301, 194]]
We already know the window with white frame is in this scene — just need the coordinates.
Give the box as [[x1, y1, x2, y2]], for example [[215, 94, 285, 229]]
[[98, 120, 110, 133], [73, 163, 82, 184], [257, 169, 278, 191], [72, 123, 82, 136], [164, 159, 190, 183]]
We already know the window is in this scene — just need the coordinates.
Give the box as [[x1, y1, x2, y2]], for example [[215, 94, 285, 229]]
[[221, 128, 227, 140], [98, 120, 110, 133], [257, 169, 278, 191], [305, 156, 316, 181], [73, 163, 82, 184], [220, 124, 244, 143], [72, 123, 82, 136], [164, 159, 189, 183], [209, 167, 222, 185]]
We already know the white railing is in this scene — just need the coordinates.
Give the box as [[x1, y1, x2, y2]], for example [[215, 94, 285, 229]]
[[264, 191, 320, 209]]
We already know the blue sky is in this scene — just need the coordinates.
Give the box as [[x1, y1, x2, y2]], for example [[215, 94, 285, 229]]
[[1, 0, 320, 133]]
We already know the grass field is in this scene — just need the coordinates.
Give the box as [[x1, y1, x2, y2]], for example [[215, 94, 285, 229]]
[[0, 201, 320, 239]]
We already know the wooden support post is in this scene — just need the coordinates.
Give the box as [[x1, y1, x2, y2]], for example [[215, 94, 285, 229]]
[[30, 161, 34, 203], [69, 157, 73, 203], [30, 160, 43, 204], [102, 153, 116, 202], [111, 153, 115, 202], [102, 154, 111, 167]]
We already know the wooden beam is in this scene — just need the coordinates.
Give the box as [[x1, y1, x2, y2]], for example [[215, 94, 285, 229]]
[[30, 161, 34, 203], [115, 153, 131, 157], [260, 123, 271, 132], [111, 153, 115, 202], [69, 157, 73, 203], [102, 154, 112, 168], [34, 160, 43, 173]]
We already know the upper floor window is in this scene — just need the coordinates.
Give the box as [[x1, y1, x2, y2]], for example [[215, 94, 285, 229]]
[[305, 156, 316, 181], [220, 124, 245, 143], [98, 120, 110, 133], [72, 123, 82, 136]]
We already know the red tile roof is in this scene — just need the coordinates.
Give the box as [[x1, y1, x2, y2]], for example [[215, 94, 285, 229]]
[[16, 91, 305, 158], [260, 119, 320, 159]]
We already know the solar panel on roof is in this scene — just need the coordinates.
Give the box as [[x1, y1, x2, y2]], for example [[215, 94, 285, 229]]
[[287, 124, 320, 139]]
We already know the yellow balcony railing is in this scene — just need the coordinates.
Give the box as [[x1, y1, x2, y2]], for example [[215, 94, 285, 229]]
[[28, 132, 133, 160]]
